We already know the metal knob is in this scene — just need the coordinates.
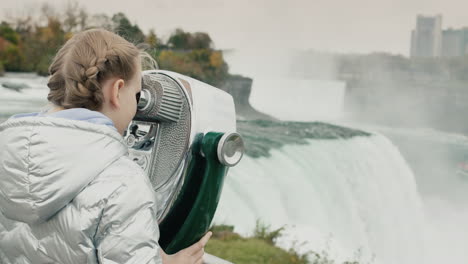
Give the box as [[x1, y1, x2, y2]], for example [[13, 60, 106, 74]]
[[217, 132, 244, 167]]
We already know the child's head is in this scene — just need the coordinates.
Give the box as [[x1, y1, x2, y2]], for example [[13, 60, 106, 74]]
[[47, 28, 145, 134]]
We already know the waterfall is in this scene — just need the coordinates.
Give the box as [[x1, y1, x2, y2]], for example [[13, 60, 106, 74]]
[[214, 134, 425, 264], [0, 73, 48, 119]]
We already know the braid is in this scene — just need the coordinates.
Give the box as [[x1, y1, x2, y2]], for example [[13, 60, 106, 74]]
[[47, 37, 78, 106], [62, 58, 107, 111], [46, 28, 141, 111]]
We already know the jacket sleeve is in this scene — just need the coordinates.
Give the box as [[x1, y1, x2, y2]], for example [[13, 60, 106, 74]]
[[94, 166, 163, 264]]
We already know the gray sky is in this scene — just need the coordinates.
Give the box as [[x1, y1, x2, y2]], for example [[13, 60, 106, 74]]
[[1, 0, 468, 55]]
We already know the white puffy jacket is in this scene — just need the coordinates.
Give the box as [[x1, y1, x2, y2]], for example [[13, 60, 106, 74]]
[[0, 116, 163, 264]]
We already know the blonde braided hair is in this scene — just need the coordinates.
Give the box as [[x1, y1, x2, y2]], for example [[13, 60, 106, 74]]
[[47, 28, 141, 111]]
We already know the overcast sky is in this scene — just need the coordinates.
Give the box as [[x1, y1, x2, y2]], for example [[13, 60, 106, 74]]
[[1, 0, 468, 56]]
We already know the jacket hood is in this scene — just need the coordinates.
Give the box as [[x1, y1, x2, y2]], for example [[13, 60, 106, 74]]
[[0, 116, 128, 224]]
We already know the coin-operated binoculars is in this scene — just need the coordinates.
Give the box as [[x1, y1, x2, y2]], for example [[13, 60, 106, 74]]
[[124, 70, 244, 254]]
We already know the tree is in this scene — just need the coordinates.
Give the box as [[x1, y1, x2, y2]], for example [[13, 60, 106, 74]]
[[62, 1, 88, 32], [88, 13, 113, 30], [145, 29, 160, 49], [0, 22, 20, 45], [157, 49, 228, 87], [112, 12, 145, 43], [190, 32, 212, 49], [39, 3, 57, 26], [0, 23, 24, 71], [0, 6, 231, 85], [167, 28, 190, 50], [0, 37, 24, 71], [167, 29, 213, 50]]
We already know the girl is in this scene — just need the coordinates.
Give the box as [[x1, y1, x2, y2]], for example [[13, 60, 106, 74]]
[[0, 28, 211, 264]]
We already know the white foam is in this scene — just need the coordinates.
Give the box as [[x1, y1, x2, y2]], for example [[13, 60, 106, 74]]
[[214, 135, 426, 264], [0, 73, 49, 116]]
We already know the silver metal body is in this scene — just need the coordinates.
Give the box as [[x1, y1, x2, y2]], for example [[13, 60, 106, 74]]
[[125, 70, 238, 222]]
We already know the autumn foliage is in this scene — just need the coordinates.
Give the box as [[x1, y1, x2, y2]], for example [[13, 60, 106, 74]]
[[0, 2, 229, 87]]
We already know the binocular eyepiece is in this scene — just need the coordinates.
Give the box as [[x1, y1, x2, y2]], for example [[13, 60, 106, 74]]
[[135, 73, 184, 123], [124, 70, 244, 254]]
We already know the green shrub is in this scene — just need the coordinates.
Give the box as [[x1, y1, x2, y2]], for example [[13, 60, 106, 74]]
[[206, 238, 308, 264], [207, 222, 308, 264], [253, 220, 285, 245], [209, 224, 242, 241]]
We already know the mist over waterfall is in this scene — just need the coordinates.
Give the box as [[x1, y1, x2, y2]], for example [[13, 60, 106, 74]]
[[223, 49, 346, 122], [214, 133, 425, 264], [216, 49, 468, 263]]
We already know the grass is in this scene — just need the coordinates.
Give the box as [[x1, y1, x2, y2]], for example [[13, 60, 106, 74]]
[[206, 222, 308, 264], [206, 221, 306, 264], [206, 221, 363, 264]]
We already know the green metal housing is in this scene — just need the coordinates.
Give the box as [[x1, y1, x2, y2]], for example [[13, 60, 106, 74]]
[[159, 132, 228, 254]]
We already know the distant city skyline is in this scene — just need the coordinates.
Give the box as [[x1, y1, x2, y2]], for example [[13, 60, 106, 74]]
[[1, 0, 468, 56], [411, 15, 443, 57], [411, 14, 468, 57]]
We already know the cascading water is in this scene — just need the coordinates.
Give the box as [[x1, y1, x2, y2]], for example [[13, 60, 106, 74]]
[[219, 50, 428, 263], [214, 122, 426, 264], [0, 73, 49, 119]]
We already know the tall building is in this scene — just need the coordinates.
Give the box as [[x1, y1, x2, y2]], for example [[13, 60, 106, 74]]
[[410, 15, 443, 58], [442, 29, 463, 57], [441, 27, 468, 57]]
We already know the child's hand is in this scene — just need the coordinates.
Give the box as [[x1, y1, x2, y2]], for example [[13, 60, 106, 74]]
[[161, 232, 213, 264]]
